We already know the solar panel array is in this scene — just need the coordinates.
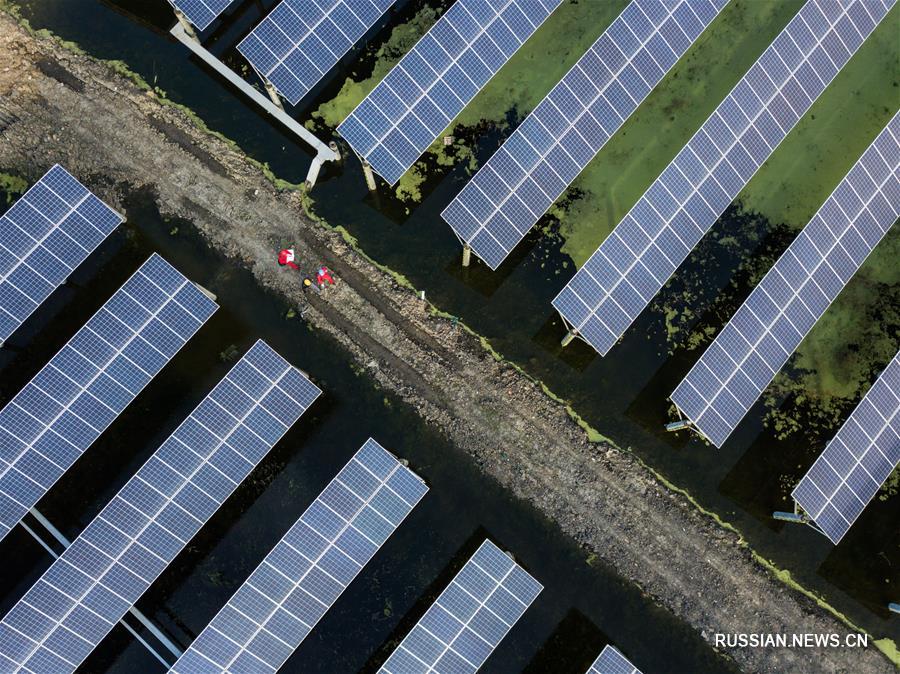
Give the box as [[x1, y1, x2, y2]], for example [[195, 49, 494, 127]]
[[588, 644, 642, 674], [170, 438, 428, 673], [239, 0, 397, 106], [339, 0, 564, 185], [0, 164, 123, 345], [672, 112, 900, 447], [442, 0, 730, 270], [0, 253, 218, 544], [0, 341, 321, 674], [552, 0, 893, 356], [169, 0, 236, 32], [379, 539, 542, 674], [793, 350, 900, 544]]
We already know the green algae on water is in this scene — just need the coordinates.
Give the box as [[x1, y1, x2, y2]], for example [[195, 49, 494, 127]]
[[0, 173, 28, 202]]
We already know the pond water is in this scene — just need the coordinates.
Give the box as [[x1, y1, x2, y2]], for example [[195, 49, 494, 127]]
[[3, 0, 898, 667]]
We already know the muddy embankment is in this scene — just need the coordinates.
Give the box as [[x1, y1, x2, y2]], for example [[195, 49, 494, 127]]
[[0, 14, 892, 674]]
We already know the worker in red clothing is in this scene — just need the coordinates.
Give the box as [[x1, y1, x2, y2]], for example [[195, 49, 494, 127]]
[[278, 248, 299, 270], [316, 266, 335, 288]]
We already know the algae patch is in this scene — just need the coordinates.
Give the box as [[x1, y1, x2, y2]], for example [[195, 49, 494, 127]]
[[0, 172, 27, 202]]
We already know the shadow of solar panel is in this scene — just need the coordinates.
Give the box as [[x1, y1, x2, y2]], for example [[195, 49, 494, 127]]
[[378, 539, 542, 674], [671, 112, 899, 447], [552, 0, 894, 356], [169, 0, 236, 31], [338, 0, 565, 185], [0, 165, 123, 344], [0, 341, 320, 674], [588, 644, 642, 674], [442, 0, 730, 270], [0, 253, 218, 544], [170, 437, 427, 673], [792, 351, 900, 544], [239, 0, 398, 106]]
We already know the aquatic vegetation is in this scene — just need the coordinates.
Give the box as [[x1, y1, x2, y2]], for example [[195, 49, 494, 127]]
[[311, 1, 626, 200], [310, 5, 442, 128], [0, 172, 27, 202], [645, 4, 899, 445], [556, 0, 801, 266]]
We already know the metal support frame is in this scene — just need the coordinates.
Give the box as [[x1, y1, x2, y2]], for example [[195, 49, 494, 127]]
[[173, 9, 198, 41], [168, 22, 338, 189], [26, 508, 183, 667], [770, 502, 832, 539], [662, 408, 714, 444], [560, 329, 577, 347], [264, 81, 284, 110], [554, 311, 578, 348], [461, 244, 472, 268], [362, 159, 377, 192], [664, 418, 693, 432]]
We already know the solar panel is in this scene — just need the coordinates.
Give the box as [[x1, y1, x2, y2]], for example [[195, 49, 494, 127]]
[[168, 0, 236, 31], [552, 0, 894, 356], [378, 539, 542, 674], [0, 253, 218, 544], [0, 340, 321, 673], [442, 0, 730, 270], [792, 350, 900, 544], [671, 112, 900, 447], [588, 644, 642, 674], [0, 164, 123, 345], [338, 0, 565, 186], [239, 0, 398, 106], [170, 437, 428, 673]]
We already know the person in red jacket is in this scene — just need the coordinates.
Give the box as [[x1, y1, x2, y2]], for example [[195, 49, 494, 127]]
[[278, 248, 299, 270], [316, 266, 335, 288]]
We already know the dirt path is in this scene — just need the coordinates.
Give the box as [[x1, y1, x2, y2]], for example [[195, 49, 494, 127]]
[[0, 15, 892, 673]]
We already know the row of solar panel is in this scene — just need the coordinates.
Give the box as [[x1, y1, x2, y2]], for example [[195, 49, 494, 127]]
[[792, 350, 900, 544], [238, 0, 397, 106], [170, 437, 429, 673], [177, 0, 566, 189], [589, 644, 643, 674], [553, 0, 892, 357], [672, 113, 899, 448], [0, 165, 123, 345], [443, 0, 731, 269], [339, 0, 565, 184], [0, 340, 323, 673], [0, 253, 218, 542]]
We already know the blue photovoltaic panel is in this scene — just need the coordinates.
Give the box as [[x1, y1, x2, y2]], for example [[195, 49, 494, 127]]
[[552, 0, 894, 356], [168, 0, 236, 31], [0, 164, 123, 345], [339, 0, 565, 185], [378, 539, 542, 674], [0, 341, 321, 674], [0, 253, 217, 543], [588, 645, 642, 674], [170, 438, 428, 673], [793, 351, 900, 544], [239, 0, 398, 106], [672, 113, 900, 447], [442, 0, 730, 270]]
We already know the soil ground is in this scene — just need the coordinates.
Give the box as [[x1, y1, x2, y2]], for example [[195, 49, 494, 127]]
[[0, 15, 893, 673]]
